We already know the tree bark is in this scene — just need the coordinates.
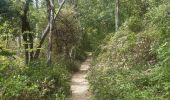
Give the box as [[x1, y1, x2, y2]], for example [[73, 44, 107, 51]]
[[35, 0, 39, 9], [33, 0, 66, 59], [29, 32, 34, 60], [47, 0, 54, 65], [33, 23, 50, 59], [21, 0, 32, 64], [115, 0, 119, 32], [16, 36, 21, 56]]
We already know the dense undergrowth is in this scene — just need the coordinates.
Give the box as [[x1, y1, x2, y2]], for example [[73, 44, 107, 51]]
[[0, 5, 86, 99], [88, 4, 170, 100], [0, 56, 71, 99]]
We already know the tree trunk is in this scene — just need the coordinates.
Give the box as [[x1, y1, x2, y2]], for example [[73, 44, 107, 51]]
[[34, 23, 50, 59], [5, 33, 9, 48], [21, 0, 32, 64], [47, 0, 54, 66], [35, 0, 39, 9], [16, 36, 21, 56], [29, 33, 34, 61], [115, 0, 119, 32], [34, 0, 66, 59]]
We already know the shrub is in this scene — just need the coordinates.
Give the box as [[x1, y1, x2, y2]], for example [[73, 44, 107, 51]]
[[128, 16, 144, 33], [52, 5, 83, 61], [0, 57, 71, 99], [88, 4, 170, 100]]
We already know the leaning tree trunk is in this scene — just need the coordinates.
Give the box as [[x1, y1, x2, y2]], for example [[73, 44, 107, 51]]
[[34, 0, 66, 59], [115, 0, 119, 32]]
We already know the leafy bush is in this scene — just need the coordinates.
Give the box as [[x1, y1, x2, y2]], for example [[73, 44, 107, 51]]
[[52, 5, 83, 60], [0, 57, 71, 99], [128, 16, 144, 33], [52, 5, 86, 70], [55, 56, 81, 73], [88, 4, 170, 100]]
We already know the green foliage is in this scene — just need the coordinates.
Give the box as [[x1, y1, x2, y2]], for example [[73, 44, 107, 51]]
[[128, 16, 144, 33], [0, 57, 71, 99], [26, 60, 71, 99], [88, 3, 170, 100], [77, 0, 152, 51], [0, 0, 17, 19], [77, 0, 115, 50], [52, 5, 86, 71], [1, 0, 170, 99], [0, 49, 15, 56]]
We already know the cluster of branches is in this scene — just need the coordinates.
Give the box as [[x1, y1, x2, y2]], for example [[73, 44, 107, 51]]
[[21, 0, 65, 65]]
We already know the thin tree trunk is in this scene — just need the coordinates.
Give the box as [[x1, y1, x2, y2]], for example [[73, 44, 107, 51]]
[[21, 0, 31, 64], [16, 36, 21, 56], [47, 0, 54, 66], [115, 0, 119, 32], [35, 0, 39, 9], [34, 0, 66, 59], [6, 33, 9, 48], [29, 33, 34, 61], [22, 32, 29, 64], [34, 23, 50, 59]]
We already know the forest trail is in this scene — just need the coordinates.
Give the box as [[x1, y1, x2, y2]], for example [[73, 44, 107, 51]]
[[68, 56, 91, 100]]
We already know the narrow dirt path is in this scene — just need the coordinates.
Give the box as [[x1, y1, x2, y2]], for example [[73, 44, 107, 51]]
[[68, 57, 91, 100]]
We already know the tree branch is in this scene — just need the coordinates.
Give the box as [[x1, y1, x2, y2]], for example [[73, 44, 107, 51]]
[[33, 0, 66, 59]]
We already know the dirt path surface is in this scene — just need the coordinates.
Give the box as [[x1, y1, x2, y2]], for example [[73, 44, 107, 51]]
[[68, 57, 91, 100]]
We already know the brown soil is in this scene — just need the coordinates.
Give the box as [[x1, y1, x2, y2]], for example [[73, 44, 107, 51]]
[[68, 57, 91, 100]]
